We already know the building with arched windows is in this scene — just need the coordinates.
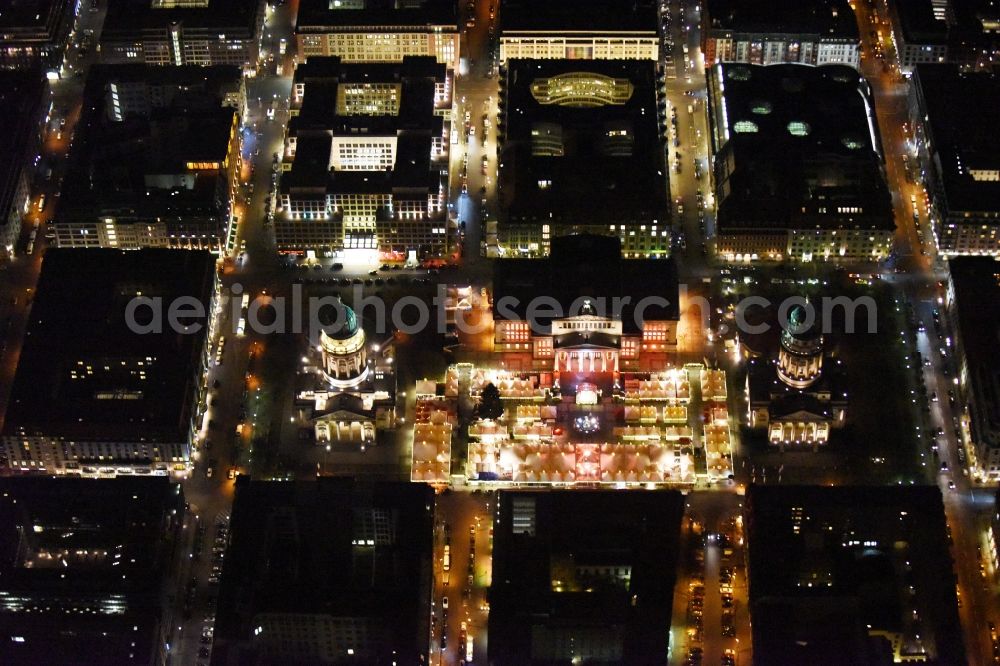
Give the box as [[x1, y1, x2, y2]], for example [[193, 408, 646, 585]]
[[776, 306, 825, 389], [319, 305, 369, 388], [745, 303, 847, 449], [492, 235, 679, 380], [295, 301, 396, 449]]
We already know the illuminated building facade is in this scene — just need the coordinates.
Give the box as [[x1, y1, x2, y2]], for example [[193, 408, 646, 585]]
[[492, 235, 678, 373], [702, 0, 861, 69], [745, 304, 847, 448], [499, 0, 660, 63], [99, 0, 265, 70], [0, 250, 216, 476], [496, 60, 670, 258], [909, 64, 1000, 255], [296, 300, 396, 447], [295, 0, 459, 71], [707, 63, 893, 264], [776, 308, 825, 389], [55, 65, 243, 251], [276, 56, 452, 260], [319, 305, 369, 386]]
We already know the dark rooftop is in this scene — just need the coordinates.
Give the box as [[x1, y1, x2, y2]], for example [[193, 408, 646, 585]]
[[58, 64, 240, 226], [489, 489, 684, 665], [290, 56, 444, 131], [746, 485, 966, 665], [297, 0, 457, 29], [498, 58, 669, 228], [285, 133, 439, 193], [102, 0, 262, 34], [282, 56, 445, 196], [708, 63, 893, 231], [493, 234, 679, 333], [892, 0, 1000, 47], [948, 257, 1000, 451], [60, 109, 235, 223], [914, 64, 1000, 214], [85, 62, 243, 92], [0, 476, 183, 666], [0, 70, 45, 219], [706, 0, 858, 37], [2, 249, 214, 442], [0, 0, 72, 68], [212, 477, 433, 665], [0, 0, 65, 31], [500, 0, 658, 33]]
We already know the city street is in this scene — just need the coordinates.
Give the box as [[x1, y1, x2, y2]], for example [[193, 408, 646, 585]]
[[851, 2, 1000, 662], [432, 490, 494, 665], [669, 491, 750, 666]]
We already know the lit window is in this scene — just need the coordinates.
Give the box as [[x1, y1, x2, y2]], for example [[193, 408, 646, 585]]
[[728, 67, 751, 81], [787, 121, 811, 137], [841, 135, 864, 150]]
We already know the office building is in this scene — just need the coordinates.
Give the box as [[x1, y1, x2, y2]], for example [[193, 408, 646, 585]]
[[496, 59, 670, 257], [211, 477, 434, 664], [55, 64, 243, 251], [0, 249, 216, 476], [276, 56, 451, 260], [707, 63, 893, 263], [0, 71, 48, 257], [909, 64, 1000, 255], [0, 476, 185, 666], [745, 485, 966, 665], [703, 0, 861, 69], [489, 489, 684, 664], [89, 62, 247, 121], [946, 257, 1000, 481], [886, 0, 1000, 71], [295, 0, 459, 70], [99, 0, 265, 69], [0, 0, 74, 71], [499, 0, 660, 63]]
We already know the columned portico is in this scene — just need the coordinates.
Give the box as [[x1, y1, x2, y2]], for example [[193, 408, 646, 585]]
[[556, 349, 620, 373]]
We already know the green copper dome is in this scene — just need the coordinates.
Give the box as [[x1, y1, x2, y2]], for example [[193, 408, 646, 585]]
[[328, 303, 359, 340]]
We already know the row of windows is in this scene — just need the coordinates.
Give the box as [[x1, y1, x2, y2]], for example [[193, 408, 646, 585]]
[[302, 33, 456, 67], [274, 222, 449, 251], [3, 440, 187, 464]]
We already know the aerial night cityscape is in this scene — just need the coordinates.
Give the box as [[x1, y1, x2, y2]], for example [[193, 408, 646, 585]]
[[1, 0, 1000, 664]]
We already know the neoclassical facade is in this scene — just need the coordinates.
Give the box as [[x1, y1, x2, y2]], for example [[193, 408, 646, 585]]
[[776, 307, 824, 389], [296, 302, 396, 449], [745, 304, 847, 449], [491, 235, 679, 376], [319, 306, 369, 388]]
